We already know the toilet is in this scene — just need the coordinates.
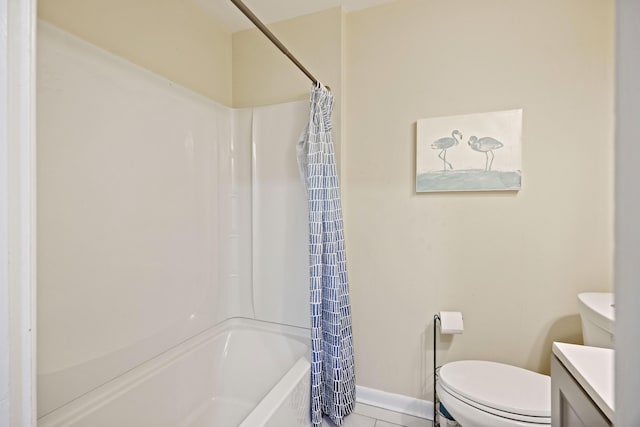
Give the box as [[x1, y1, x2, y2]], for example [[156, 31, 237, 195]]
[[436, 360, 550, 427]]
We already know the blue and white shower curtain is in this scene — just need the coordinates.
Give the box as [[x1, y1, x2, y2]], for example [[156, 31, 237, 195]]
[[297, 83, 356, 426]]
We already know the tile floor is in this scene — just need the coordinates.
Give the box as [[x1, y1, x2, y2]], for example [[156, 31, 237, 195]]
[[322, 403, 432, 427]]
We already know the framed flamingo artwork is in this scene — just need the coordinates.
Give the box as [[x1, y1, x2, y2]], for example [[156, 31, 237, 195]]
[[416, 109, 522, 192]]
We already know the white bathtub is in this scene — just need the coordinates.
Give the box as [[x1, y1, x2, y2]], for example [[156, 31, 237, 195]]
[[38, 318, 312, 427]]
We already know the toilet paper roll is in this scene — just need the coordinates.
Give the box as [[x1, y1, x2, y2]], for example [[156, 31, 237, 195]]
[[439, 311, 464, 334]]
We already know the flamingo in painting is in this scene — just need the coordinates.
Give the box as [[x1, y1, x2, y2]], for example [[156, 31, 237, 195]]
[[468, 136, 503, 171], [431, 130, 462, 171]]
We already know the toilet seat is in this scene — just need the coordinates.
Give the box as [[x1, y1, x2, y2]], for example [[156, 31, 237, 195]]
[[438, 360, 550, 423]]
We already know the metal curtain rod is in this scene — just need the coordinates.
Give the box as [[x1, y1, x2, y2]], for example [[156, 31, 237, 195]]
[[230, 0, 325, 88]]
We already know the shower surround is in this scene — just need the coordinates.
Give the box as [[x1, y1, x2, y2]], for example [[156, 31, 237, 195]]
[[37, 22, 312, 426]]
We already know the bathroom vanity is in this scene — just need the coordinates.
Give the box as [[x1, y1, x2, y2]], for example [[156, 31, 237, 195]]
[[551, 343, 613, 427]]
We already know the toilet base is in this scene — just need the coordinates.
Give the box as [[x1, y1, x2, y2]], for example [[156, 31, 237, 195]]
[[437, 402, 460, 427]]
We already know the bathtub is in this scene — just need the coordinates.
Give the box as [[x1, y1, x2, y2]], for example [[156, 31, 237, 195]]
[[38, 318, 312, 427]]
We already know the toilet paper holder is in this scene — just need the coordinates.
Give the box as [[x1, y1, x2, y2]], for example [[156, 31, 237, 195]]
[[433, 312, 463, 427]]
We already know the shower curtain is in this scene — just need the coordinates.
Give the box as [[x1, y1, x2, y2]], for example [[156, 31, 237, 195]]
[[297, 83, 356, 426]]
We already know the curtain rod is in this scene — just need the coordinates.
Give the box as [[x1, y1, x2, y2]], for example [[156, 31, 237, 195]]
[[230, 0, 327, 89]]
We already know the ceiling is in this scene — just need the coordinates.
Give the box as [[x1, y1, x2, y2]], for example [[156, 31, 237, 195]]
[[196, 0, 398, 32]]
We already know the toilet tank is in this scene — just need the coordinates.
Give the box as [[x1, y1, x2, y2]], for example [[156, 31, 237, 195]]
[[577, 292, 614, 348]]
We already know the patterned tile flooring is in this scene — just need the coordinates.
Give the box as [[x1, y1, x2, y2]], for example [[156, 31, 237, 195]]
[[322, 403, 431, 427]]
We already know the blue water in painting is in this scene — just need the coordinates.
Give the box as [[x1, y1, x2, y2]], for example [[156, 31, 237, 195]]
[[416, 169, 521, 192]]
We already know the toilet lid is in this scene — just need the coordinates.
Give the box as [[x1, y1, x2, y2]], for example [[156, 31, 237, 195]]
[[439, 360, 550, 418]]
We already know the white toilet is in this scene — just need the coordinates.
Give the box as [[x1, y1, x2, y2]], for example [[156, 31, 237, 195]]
[[577, 292, 614, 348], [436, 360, 550, 427]]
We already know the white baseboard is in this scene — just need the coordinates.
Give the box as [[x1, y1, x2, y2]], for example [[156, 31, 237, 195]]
[[355, 385, 434, 421]]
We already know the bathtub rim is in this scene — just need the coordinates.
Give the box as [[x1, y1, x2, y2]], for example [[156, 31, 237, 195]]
[[37, 317, 311, 427], [238, 356, 310, 427]]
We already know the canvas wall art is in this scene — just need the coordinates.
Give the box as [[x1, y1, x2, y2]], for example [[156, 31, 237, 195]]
[[416, 109, 522, 192]]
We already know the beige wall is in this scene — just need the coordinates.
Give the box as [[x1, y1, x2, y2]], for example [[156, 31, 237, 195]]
[[345, 0, 614, 400], [38, 0, 233, 105]]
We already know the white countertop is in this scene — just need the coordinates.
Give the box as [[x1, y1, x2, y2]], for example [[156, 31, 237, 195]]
[[552, 342, 614, 421]]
